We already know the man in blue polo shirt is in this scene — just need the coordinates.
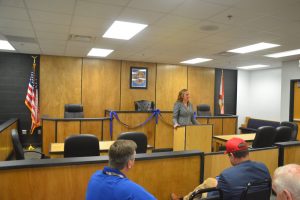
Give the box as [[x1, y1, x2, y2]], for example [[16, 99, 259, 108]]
[[86, 140, 156, 200]]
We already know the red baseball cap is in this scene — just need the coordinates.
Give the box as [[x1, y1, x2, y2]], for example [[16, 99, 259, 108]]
[[225, 137, 248, 154]]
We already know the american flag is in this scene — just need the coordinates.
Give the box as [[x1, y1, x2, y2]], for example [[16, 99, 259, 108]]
[[25, 69, 40, 134]]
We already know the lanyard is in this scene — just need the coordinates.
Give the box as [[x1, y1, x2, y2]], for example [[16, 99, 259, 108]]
[[104, 171, 125, 179]]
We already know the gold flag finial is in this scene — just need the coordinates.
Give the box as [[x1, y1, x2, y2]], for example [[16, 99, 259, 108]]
[[32, 56, 38, 71]]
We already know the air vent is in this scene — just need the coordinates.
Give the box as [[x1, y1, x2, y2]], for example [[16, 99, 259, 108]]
[[69, 34, 96, 42], [5, 35, 37, 43]]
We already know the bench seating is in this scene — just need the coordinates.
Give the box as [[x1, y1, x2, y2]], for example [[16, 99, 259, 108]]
[[239, 117, 280, 134]]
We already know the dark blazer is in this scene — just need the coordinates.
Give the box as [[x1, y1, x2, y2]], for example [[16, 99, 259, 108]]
[[210, 160, 271, 200]]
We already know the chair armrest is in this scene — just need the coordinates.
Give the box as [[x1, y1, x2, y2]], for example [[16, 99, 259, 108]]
[[239, 127, 257, 133], [24, 151, 49, 159]]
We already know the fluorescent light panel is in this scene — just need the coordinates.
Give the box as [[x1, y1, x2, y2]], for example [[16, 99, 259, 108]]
[[87, 48, 113, 57], [103, 21, 148, 40], [228, 42, 280, 54], [237, 64, 269, 70], [181, 58, 212, 64], [0, 40, 15, 51], [265, 49, 300, 58]]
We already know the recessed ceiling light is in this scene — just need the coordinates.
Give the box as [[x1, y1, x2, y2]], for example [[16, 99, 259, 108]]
[[180, 58, 212, 64], [103, 21, 148, 40], [228, 42, 280, 54], [237, 64, 269, 70], [265, 49, 300, 58], [87, 48, 114, 57], [0, 40, 15, 51]]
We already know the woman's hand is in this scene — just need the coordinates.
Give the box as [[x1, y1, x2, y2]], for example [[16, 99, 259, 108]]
[[174, 124, 180, 129]]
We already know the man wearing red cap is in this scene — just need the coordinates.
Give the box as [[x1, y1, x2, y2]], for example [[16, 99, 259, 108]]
[[171, 137, 271, 200]]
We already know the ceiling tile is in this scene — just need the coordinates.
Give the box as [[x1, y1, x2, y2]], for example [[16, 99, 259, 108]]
[[128, 0, 185, 13], [0, 27, 35, 38], [80, 0, 131, 6], [33, 22, 70, 34], [25, 0, 76, 14], [0, 0, 25, 7], [171, 0, 229, 20], [117, 7, 164, 24], [0, 18, 32, 30], [0, 6, 29, 20], [75, 1, 123, 19], [29, 10, 72, 25], [36, 31, 69, 40]]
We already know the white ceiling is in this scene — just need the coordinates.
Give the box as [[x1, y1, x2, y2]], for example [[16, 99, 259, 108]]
[[1, 0, 300, 69]]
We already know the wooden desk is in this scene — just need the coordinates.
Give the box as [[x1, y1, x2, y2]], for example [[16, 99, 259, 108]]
[[50, 141, 153, 158], [213, 133, 256, 151]]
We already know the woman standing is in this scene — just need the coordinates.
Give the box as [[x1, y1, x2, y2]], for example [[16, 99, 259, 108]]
[[173, 89, 199, 128]]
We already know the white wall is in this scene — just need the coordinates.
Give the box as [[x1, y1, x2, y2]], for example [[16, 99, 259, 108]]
[[280, 60, 300, 121], [237, 68, 282, 128]]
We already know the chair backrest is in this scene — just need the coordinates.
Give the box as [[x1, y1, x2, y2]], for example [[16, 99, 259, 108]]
[[197, 104, 212, 116], [64, 134, 99, 158], [280, 121, 298, 141], [134, 100, 155, 111], [252, 126, 276, 148], [117, 132, 147, 153], [11, 129, 25, 160], [189, 187, 223, 200], [64, 104, 84, 118], [240, 179, 271, 200], [274, 126, 292, 143]]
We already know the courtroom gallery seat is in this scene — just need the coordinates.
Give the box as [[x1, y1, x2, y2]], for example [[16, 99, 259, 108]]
[[64, 134, 99, 158], [197, 104, 212, 116], [188, 187, 223, 200], [117, 132, 147, 153], [11, 129, 46, 160], [280, 121, 298, 141], [252, 126, 276, 148], [274, 126, 292, 143], [64, 104, 84, 118]]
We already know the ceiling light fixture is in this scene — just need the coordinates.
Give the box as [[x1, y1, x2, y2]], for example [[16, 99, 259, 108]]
[[0, 40, 15, 51], [87, 48, 114, 57], [180, 58, 212, 64], [103, 21, 148, 40], [237, 64, 269, 70], [265, 49, 300, 58], [228, 42, 280, 54]]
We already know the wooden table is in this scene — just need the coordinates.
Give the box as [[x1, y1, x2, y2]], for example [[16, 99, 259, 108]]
[[50, 141, 153, 158], [213, 133, 256, 152]]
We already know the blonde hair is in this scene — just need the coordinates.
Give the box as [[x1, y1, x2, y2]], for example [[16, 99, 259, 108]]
[[177, 89, 188, 102]]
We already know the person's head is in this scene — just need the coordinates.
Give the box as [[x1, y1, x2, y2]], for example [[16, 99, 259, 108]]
[[177, 89, 190, 102], [225, 137, 249, 166], [272, 164, 300, 200], [108, 140, 137, 171]]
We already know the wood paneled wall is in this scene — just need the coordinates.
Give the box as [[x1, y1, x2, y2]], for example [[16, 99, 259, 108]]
[[188, 67, 215, 112], [156, 64, 187, 110], [40, 56, 82, 118], [294, 82, 300, 119], [121, 61, 156, 110]]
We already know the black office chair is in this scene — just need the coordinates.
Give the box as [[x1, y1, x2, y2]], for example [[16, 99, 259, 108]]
[[197, 104, 212, 116], [240, 179, 271, 200], [64, 134, 99, 158], [189, 187, 223, 200], [274, 126, 292, 143], [11, 129, 46, 160], [252, 126, 276, 148], [280, 121, 298, 141], [134, 100, 155, 111], [117, 132, 147, 153], [64, 104, 84, 118]]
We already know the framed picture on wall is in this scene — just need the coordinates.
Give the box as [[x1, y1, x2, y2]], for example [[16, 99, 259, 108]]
[[130, 67, 148, 89]]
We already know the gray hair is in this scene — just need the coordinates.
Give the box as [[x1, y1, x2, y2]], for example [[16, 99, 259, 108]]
[[273, 164, 300, 200], [108, 140, 137, 170]]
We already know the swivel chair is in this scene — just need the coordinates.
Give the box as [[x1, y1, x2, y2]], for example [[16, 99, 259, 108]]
[[280, 121, 298, 141], [274, 126, 292, 143], [252, 126, 276, 148], [197, 104, 212, 116], [189, 187, 223, 200], [134, 100, 155, 111], [64, 104, 84, 118], [64, 134, 99, 157], [240, 179, 271, 200], [117, 132, 147, 153]]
